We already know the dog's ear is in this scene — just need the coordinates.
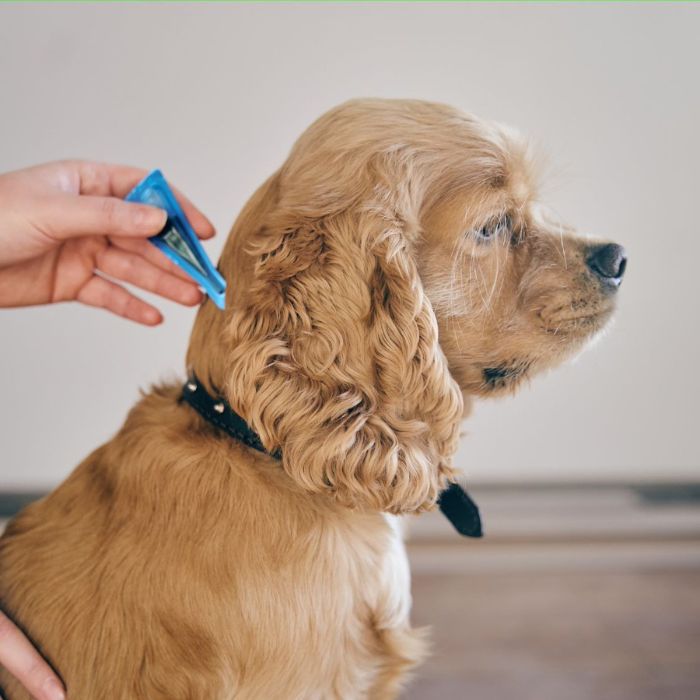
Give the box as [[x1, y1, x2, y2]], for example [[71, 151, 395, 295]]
[[219, 190, 463, 514]]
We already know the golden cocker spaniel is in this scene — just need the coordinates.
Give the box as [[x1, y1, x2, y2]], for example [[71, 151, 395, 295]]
[[0, 99, 626, 699]]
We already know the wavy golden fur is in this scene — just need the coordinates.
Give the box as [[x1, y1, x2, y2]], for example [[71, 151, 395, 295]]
[[0, 99, 624, 699]]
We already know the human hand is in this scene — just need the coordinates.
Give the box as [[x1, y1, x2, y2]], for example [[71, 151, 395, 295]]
[[0, 609, 65, 700], [0, 161, 216, 325]]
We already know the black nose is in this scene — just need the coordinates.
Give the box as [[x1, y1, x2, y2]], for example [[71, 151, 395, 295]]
[[586, 243, 627, 287]]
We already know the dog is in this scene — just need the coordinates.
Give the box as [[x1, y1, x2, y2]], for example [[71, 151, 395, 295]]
[[0, 99, 626, 699]]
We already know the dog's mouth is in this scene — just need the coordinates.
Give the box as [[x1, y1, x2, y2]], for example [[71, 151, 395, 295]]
[[481, 362, 531, 391], [537, 301, 616, 338], [478, 302, 615, 394]]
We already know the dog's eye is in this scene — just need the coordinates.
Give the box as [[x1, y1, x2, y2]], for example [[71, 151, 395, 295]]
[[474, 216, 511, 243], [476, 225, 496, 241]]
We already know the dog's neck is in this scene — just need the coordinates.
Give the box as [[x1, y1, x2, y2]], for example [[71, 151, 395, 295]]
[[186, 298, 232, 401], [180, 372, 483, 539], [182, 375, 278, 458]]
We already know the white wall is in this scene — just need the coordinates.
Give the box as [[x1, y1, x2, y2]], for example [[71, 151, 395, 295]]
[[1, 3, 698, 489]]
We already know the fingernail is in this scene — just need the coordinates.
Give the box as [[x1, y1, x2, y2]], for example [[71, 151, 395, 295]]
[[42, 676, 66, 700], [133, 205, 167, 231]]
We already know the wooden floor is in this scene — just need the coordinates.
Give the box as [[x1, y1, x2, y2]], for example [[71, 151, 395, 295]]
[[403, 484, 700, 700], [405, 569, 700, 700]]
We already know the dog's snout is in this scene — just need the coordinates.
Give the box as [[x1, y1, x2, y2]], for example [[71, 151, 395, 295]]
[[586, 243, 627, 288]]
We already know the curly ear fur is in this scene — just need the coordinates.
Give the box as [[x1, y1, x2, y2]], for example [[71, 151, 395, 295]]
[[210, 185, 463, 514], [187, 101, 472, 513]]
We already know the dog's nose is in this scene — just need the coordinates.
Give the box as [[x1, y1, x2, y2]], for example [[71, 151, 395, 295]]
[[586, 243, 627, 287]]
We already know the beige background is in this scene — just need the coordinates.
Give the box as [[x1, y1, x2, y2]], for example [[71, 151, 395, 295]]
[[0, 3, 698, 489]]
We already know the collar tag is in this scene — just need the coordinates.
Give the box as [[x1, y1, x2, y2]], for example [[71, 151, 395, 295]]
[[437, 481, 483, 538]]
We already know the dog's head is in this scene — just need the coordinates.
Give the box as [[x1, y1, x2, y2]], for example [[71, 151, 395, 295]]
[[188, 99, 625, 514]]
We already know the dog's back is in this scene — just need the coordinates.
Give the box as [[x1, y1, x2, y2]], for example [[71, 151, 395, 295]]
[[0, 386, 424, 699]]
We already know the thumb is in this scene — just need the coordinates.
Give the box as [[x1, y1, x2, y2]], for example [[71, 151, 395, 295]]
[[43, 194, 167, 240]]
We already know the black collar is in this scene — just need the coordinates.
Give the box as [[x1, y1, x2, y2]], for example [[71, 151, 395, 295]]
[[181, 376, 482, 538]]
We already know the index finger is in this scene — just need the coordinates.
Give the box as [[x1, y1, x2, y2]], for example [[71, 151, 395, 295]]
[[72, 161, 216, 239], [0, 610, 65, 700]]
